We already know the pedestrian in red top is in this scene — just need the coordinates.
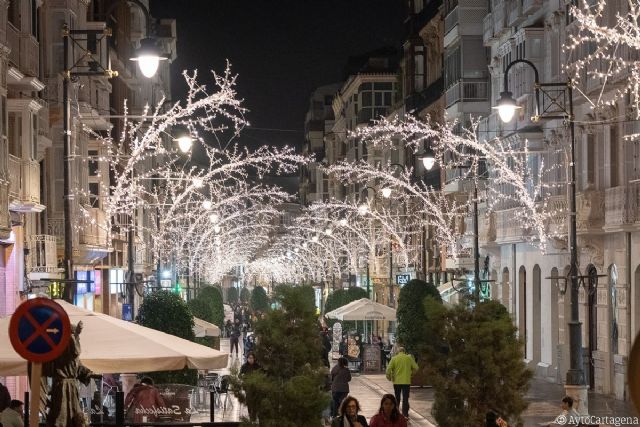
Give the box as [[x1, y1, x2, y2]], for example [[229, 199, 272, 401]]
[[369, 394, 407, 427]]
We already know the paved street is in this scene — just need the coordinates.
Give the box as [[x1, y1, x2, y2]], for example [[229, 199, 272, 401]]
[[196, 339, 638, 426]]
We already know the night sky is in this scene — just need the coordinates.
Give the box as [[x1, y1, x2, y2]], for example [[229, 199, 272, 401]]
[[150, 1, 406, 151]]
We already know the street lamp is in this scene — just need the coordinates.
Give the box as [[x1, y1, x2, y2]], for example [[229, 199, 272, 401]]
[[417, 145, 436, 171], [175, 135, 194, 153], [498, 59, 586, 402], [130, 38, 167, 78], [418, 145, 484, 303], [104, 0, 168, 78]]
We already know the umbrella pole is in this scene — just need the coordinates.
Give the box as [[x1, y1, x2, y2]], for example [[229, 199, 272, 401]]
[[115, 390, 124, 427]]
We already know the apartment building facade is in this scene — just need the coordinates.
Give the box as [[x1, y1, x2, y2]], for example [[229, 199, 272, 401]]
[[475, 0, 637, 400], [0, 0, 176, 399]]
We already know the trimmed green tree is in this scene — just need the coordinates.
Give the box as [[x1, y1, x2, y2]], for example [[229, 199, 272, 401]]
[[136, 290, 198, 385], [227, 286, 239, 305], [240, 286, 251, 304], [231, 286, 329, 426], [396, 279, 442, 355], [250, 286, 269, 313], [425, 298, 532, 427], [190, 286, 225, 327]]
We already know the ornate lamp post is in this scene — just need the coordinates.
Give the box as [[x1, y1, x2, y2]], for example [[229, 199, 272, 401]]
[[495, 58, 588, 410]]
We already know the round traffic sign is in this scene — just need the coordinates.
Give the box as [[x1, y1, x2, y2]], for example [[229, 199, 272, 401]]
[[9, 298, 72, 363]]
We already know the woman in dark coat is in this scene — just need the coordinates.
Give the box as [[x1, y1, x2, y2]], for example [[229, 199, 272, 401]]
[[330, 357, 351, 417], [331, 396, 368, 427]]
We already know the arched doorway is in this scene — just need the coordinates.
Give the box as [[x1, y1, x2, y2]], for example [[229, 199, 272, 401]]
[[519, 266, 527, 358], [502, 267, 510, 311], [532, 265, 542, 364]]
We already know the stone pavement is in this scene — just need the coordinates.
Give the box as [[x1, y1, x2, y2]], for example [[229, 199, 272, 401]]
[[358, 373, 639, 427], [196, 339, 638, 426]]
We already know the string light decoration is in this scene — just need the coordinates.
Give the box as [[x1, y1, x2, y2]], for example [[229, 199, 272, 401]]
[[246, 199, 422, 285], [337, 115, 565, 252], [70, 64, 308, 283], [565, 0, 640, 124]]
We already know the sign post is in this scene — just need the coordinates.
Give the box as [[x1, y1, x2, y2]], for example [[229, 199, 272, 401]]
[[9, 298, 71, 427]]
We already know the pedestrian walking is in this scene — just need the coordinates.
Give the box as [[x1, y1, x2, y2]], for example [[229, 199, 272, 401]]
[[338, 337, 347, 357], [0, 400, 24, 427], [385, 346, 418, 418], [330, 357, 352, 417], [369, 394, 407, 427], [230, 319, 241, 357], [224, 319, 233, 338], [240, 352, 261, 421], [320, 328, 332, 367], [240, 352, 261, 376], [124, 377, 166, 424], [331, 396, 368, 427]]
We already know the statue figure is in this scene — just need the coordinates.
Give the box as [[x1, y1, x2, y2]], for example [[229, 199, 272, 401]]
[[42, 321, 99, 427]]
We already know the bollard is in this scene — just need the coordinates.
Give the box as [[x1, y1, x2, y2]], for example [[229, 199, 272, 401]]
[[115, 390, 125, 427]]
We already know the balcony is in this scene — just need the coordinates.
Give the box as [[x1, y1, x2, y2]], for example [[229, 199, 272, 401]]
[[6, 23, 39, 77], [79, 208, 108, 247], [26, 235, 62, 277], [493, 0, 505, 37], [507, 0, 524, 26], [576, 189, 605, 233], [604, 184, 640, 230], [445, 6, 459, 35], [483, 13, 495, 44], [404, 77, 444, 113], [522, 0, 542, 15], [0, 181, 10, 240], [445, 78, 489, 108], [6, 23, 18, 67], [8, 155, 43, 212], [77, 207, 110, 265]]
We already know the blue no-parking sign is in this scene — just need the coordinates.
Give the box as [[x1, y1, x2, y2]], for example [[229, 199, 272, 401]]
[[9, 298, 71, 363]]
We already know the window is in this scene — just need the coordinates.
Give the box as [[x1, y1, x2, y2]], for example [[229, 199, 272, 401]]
[[445, 47, 461, 87], [89, 182, 100, 208], [31, 112, 37, 159], [88, 150, 99, 176], [414, 45, 425, 92], [610, 125, 619, 187], [8, 112, 21, 156], [586, 133, 595, 189], [356, 81, 395, 123], [8, 0, 20, 28]]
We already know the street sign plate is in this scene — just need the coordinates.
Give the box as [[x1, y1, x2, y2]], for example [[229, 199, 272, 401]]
[[396, 274, 411, 285], [122, 303, 133, 321], [9, 298, 71, 363]]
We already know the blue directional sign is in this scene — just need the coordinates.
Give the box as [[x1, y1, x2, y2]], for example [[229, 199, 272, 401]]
[[9, 298, 71, 363], [396, 274, 411, 286]]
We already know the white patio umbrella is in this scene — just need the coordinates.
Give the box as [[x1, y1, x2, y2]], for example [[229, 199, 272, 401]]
[[326, 298, 396, 321], [0, 300, 228, 376], [193, 317, 220, 338], [325, 298, 369, 319]]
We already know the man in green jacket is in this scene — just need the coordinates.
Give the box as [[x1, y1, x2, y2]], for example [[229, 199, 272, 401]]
[[386, 346, 418, 417]]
